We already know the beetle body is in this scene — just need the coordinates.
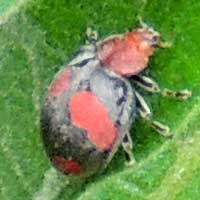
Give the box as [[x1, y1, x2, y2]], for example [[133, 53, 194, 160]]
[[41, 58, 135, 177], [41, 23, 190, 177]]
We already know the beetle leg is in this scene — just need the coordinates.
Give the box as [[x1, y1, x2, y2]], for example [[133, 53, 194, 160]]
[[86, 27, 98, 43], [161, 88, 192, 100], [135, 90, 172, 137], [132, 75, 192, 100], [135, 90, 151, 118], [122, 131, 136, 166], [132, 75, 160, 93]]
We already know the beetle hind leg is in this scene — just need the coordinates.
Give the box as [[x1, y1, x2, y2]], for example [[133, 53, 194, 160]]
[[135, 90, 172, 137], [122, 131, 136, 166], [132, 75, 192, 100]]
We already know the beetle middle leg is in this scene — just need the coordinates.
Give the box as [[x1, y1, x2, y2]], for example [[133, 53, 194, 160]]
[[132, 75, 192, 100], [135, 90, 172, 137], [122, 131, 136, 166]]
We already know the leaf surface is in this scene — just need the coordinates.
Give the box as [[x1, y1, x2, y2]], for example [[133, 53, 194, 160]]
[[0, 1, 200, 200]]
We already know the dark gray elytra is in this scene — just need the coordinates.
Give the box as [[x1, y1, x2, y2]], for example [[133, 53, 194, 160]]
[[41, 58, 136, 177]]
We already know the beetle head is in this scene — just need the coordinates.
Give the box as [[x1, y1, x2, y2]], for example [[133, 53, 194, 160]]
[[127, 24, 161, 55]]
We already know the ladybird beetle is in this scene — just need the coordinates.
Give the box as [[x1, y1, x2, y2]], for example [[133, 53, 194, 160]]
[[41, 20, 191, 177]]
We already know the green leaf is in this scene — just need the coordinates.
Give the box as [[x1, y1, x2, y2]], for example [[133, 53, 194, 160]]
[[0, 0, 200, 200]]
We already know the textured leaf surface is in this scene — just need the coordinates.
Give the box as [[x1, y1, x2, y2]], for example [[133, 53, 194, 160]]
[[0, 1, 200, 200]]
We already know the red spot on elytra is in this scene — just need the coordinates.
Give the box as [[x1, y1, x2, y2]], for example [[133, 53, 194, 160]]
[[69, 91, 117, 149], [49, 68, 71, 97], [97, 31, 154, 76], [53, 156, 81, 175]]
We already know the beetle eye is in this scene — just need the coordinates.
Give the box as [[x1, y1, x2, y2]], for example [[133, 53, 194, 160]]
[[152, 35, 159, 42], [150, 35, 160, 47]]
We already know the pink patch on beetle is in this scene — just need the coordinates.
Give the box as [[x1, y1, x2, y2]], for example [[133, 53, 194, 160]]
[[69, 91, 117, 149], [49, 68, 72, 97], [53, 156, 81, 175], [98, 30, 154, 76]]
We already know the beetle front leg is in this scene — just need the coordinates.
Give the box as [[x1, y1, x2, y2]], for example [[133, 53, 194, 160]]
[[161, 88, 192, 100], [135, 90, 172, 137], [132, 75, 160, 93], [132, 75, 192, 100], [122, 131, 136, 166]]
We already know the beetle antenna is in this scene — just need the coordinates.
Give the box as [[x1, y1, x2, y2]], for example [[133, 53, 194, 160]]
[[137, 16, 148, 29], [159, 41, 172, 48]]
